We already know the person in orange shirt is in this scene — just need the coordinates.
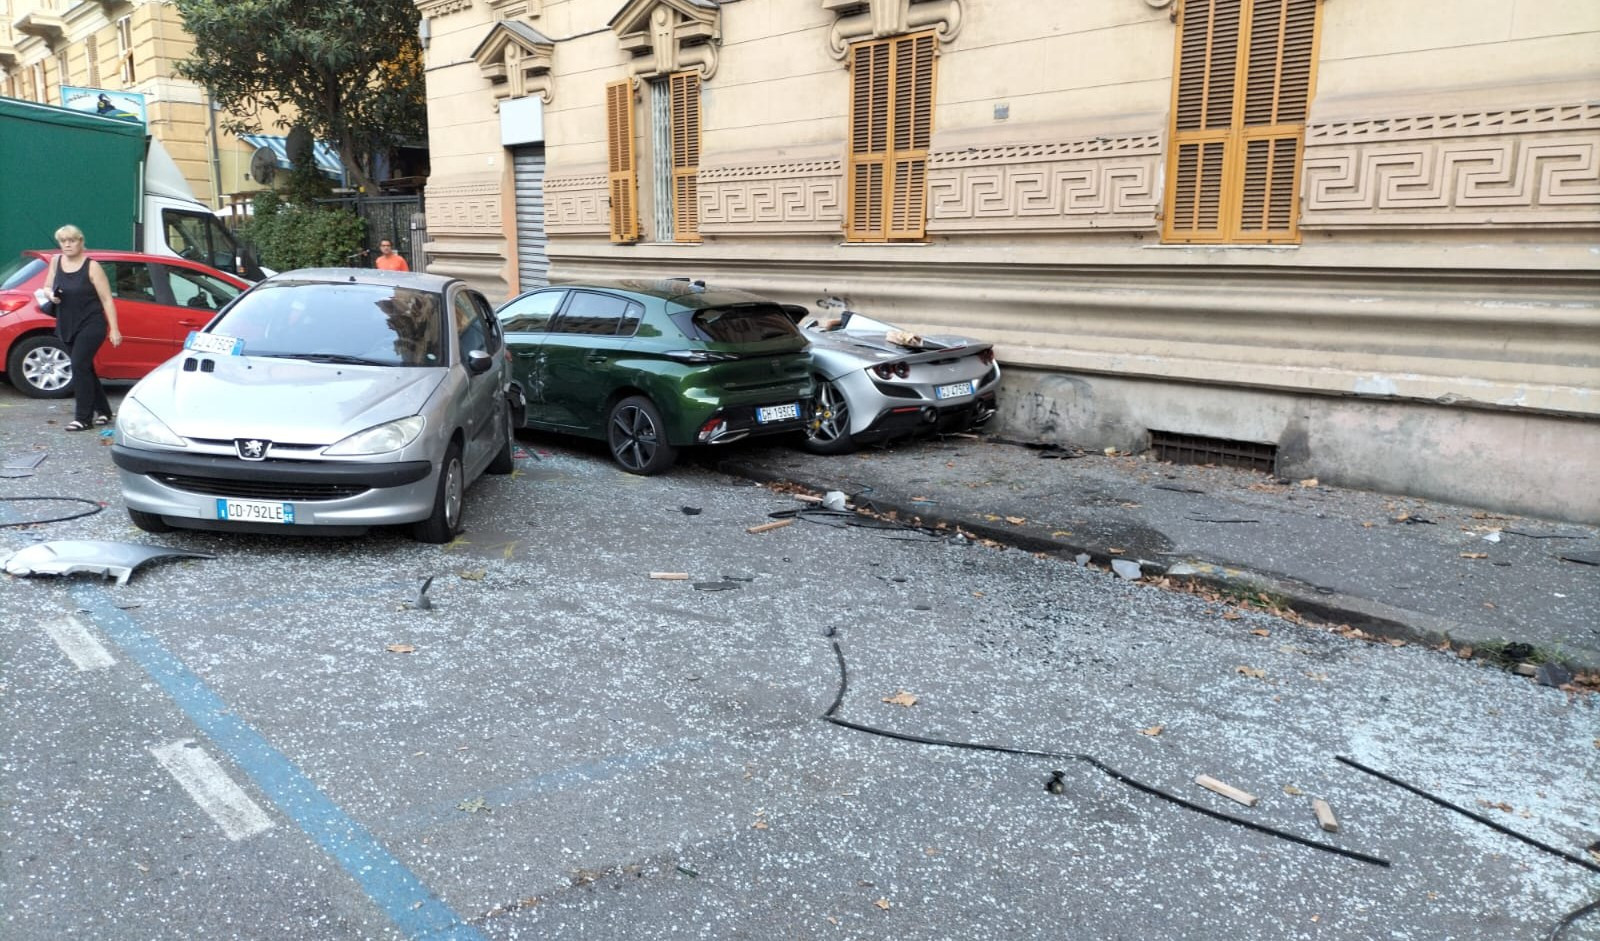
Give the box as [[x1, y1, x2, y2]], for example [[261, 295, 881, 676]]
[[374, 239, 410, 272]]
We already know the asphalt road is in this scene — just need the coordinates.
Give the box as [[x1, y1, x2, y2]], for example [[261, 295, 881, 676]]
[[1, 385, 1596, 940]]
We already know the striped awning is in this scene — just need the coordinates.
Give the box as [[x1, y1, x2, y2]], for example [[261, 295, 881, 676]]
[[239, 133, 345, 180]]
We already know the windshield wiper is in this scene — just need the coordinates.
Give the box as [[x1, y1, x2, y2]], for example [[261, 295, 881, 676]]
[[267, 352, 392, 367]]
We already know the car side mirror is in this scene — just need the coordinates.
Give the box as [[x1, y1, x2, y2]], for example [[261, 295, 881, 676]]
[[466, 349, 493, 375]]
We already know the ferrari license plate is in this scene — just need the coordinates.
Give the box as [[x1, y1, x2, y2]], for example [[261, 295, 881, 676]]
[[756, 402, 800, 423], [935, 380, 974, 400], [216, 498, 295, 524]]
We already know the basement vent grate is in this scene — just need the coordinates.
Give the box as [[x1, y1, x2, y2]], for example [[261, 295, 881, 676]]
[[1149, 431, 1277, 473]]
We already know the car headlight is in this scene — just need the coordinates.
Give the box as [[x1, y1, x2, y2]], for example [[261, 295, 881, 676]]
[[118, 398, 187, 447], [323, 416, 425, 456]]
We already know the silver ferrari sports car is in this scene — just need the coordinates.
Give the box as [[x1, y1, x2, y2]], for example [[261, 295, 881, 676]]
[[795, 301, 999, 454], [111, 269, 522, 543]]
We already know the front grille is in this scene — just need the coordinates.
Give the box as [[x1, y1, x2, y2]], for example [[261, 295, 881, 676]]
[[1149, 431, 1277, 473], [153, 474, 369, 502]]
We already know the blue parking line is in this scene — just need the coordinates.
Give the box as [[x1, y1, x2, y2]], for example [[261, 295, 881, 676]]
[[72, 587, 489, 941]]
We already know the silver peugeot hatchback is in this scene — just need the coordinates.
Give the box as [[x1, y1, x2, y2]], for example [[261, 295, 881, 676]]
[[111, 269, 521, 542]]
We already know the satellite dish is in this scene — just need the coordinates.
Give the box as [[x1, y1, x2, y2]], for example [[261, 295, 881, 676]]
[[249, 146, 277, 184], [285, 125, 314, 168]]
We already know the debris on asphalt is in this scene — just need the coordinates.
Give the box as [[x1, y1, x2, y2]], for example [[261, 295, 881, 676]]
[[0, 496, 104, 527], [413, 576, 434, 610], [649, 572, 690, 580], [457, 797, 488, 814], [680, 506, 702, 515], [1392, 513, 1435, 525], [1112, 559, 1143, 580], [746, 519, 793, 534], [1139, 725, 1164, 736], [0, 451, 46, 478], [675, 866, 698, 878], [1505, 528, 1589, 540], [693, 581, 740, 591], [1074, 553, 1091, 566], [458, 568, 487, 580], [1535, 662, 1574, 688], [1235, 665, 1267, 679], [1187, 516, 1261, 524], [385, 643, 416, 654], [1313, 798, 1341, 833], [2, 540, 212, 586], [822, 490, 849, 511], [1045, 770, 1066, 794], [1153, 483, 1205, 494], [1195, 774, 1259, 807], [1557, 551, 1599, 566], [881, 690, 918, 707], [721, 574, 756, 582]]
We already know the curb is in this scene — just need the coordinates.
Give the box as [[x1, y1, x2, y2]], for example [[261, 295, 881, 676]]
[[717, 458, 1598, 677]]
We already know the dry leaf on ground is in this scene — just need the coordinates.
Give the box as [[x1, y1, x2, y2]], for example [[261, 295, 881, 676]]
[[1235, 665, 1266, 679], [881, 690, 919, 707], [1139, 725, 1164, 736], [1250, 628, 1271, 637], [1005, 516, 1026, 525], [874, 899, 891, 911]]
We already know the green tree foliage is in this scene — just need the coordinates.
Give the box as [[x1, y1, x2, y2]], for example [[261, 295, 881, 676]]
[[174, 0, 425, 189], [242, 191, 366, 272]]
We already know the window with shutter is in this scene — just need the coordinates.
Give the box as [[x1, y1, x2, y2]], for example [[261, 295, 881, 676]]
[[606, 80, 639, 244], [669, 71, 701, 242], [1164, 0, 1321, 244], [846, 32, 936, 242]]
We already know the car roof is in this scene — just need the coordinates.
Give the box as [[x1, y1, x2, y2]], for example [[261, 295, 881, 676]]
[[270, 267, 457, 292], [519, 278, 784, 309], [22, 249, 250, 286]]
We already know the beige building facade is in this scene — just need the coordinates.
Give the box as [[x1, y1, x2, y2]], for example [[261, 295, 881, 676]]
[[1, 0, 267, 207], [417, 0, 1600, 523]]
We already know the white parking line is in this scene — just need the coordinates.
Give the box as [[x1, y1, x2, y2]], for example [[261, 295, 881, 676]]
[[150, 740, 275, 841], [40, 615, 116, 671]]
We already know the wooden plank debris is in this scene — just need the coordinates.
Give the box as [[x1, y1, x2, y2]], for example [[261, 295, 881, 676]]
[[1313, 798, 1340, 832], [746, 519, 794, 534], [1194, 774, 1259, 807], [649, 572, 690, 580]]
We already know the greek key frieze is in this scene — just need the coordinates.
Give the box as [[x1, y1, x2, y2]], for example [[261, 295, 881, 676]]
[[926, 153, 1162, 231], [543, 176, 609, 234], [698, 165, 845, 234], [1302, 135, 1600, 224]]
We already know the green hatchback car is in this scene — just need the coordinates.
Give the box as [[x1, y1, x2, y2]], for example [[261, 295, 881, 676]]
[[495, 280, 815, 474]]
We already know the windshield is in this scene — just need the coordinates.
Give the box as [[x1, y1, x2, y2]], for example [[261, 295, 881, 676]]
[[1, 257, 46, 290], [210, 280, 444, 366]]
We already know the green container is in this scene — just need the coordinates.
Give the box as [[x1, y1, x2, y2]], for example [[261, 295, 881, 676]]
[[0, 95, 146, 264]]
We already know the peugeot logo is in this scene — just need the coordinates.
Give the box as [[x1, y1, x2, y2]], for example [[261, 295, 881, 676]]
[[236, 439, 270, 461]]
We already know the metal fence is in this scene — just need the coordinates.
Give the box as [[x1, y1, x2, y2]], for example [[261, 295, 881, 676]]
[[315, 194, 424, 269]]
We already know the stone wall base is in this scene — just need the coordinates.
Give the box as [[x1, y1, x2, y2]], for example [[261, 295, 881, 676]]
[[997, 368, 1600, 525]]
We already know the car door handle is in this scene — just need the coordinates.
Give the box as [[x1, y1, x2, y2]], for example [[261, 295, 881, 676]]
[[585, 353, 608, 364], [178, 319, 204, 327], [515, 351, 537, 358]]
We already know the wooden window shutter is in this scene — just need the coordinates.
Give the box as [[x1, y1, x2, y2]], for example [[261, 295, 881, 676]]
[[606, 80, 639, 244], [669, 72, 701, 242], [847, 33, 936, 242], [887, 33, 936, 240], [1164, 0, 1320, 243]]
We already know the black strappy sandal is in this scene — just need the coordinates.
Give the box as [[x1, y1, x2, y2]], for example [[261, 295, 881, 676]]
[[93, 413, 113, 426], [64, 420, 89, 431]]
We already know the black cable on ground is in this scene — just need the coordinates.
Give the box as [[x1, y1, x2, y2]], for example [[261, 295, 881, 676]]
[[1335, 755, 1600, 875], [0, 496, 103, 528], [822, 634, 1389, 868], [1549, 898, 1600, 941]]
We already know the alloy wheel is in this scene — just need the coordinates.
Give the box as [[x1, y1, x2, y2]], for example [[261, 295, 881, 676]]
[[810, 379, 850, 442], [611, 404, 658, 472]]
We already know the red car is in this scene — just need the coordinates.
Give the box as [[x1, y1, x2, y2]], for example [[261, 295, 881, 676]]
[[0, 249, 251, 397]]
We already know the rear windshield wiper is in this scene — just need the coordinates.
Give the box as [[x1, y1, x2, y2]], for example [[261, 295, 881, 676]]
[[267, 352, 392, 367]]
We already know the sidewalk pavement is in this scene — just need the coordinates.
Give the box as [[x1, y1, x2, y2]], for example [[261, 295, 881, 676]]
[[718, 435, 1600, 676]]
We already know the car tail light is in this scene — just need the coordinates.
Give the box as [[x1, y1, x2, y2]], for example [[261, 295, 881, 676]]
[[697, 418, 727, 443], [978, 348, 995, 366], [872, 361, 910, 380], [0, 292, 30, 314]]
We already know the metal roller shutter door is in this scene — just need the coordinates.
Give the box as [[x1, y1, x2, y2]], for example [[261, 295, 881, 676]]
[[512, 146, 549, 291]]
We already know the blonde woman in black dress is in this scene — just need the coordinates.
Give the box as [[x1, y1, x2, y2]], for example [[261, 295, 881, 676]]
[[37, 224, 122, 430]]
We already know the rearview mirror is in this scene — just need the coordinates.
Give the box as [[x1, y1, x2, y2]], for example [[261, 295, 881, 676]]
[[466, 350, 493, 374]]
